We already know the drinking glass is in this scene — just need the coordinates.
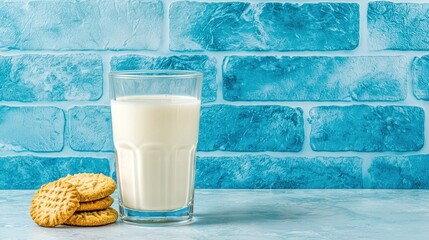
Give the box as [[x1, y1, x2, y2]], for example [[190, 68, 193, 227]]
[[109, 70, 202, 225]]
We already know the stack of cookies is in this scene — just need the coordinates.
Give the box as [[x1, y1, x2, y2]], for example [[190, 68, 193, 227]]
[[30, 173, 118, 227]]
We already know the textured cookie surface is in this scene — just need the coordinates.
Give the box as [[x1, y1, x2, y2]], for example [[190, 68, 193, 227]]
[[61, 173, 116, 202], [64, 207, 118, 226], [30, 180, 80, 227], [77, 196, 114, 212]]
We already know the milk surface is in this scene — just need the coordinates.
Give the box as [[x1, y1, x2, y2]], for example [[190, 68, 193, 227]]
[[111, 95, 200, 211]]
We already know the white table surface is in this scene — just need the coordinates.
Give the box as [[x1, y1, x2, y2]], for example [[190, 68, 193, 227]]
[[1, 189, 428, 240]]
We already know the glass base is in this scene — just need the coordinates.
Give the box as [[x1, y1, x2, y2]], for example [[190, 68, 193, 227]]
[[119, 203, 194, 226]]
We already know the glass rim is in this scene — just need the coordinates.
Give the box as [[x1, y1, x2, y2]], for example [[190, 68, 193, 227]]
[[109, 70, 202, 79]]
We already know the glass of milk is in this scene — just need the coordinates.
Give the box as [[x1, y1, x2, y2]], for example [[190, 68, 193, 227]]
[[109, 70, 202, 225]]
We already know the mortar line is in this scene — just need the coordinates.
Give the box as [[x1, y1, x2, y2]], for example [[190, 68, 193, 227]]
[[359, 0, 370, 54], [160, 0, 173, 54], [167, 0, 429, 3], [214, 55, 225, 102], [2, 50, 429, 57], [1, 150, 425, 159]]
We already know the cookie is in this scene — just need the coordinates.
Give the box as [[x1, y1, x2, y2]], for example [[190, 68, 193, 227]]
[[30, 180, 80, 227], [61, 173, 116, 202], [76, 196, 114, 212], [64, 207, 118, 227]]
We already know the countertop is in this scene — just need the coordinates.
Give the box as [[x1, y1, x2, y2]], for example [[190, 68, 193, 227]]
[[1, 190, 428, 240]]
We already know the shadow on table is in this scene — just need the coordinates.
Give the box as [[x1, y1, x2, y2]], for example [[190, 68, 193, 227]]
[[194, 205, 306, 226]]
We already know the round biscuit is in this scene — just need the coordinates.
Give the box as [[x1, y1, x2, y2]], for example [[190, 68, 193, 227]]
[[64, 207, 118, 226], [76, 196, 114, 212], [30, 180, 80, 227], [61, 173, 116, 202]]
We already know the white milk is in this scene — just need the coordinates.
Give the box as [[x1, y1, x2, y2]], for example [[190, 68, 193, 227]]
[[111, 95, 200, 211]]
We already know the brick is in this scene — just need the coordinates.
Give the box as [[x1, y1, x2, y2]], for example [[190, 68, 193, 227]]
[[0, 0, 163, 50], [111, 55, 217, 103], [0, 106, 64, 152], [223, 56, 407, 101], [196, 155, 362, 188], [368, 155, 429, 189], [170, 2, 359, 51], [69, 106, 113, 152], [199, 105, 304, 152], [0, 156, 111, 189], [412, 55, 429, 100], [309, 105, 425, 152], [368, 2, 429, 50], [0, 54, 102, 101]]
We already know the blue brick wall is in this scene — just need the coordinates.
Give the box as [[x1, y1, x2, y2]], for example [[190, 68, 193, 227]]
[[69, 106, 113, 152], [223, 56, 407, 101], [170, 2, 359, 51], [0, 1, 163, 50], [196, 156, 363, 189], [0, 156, 111, 189], [0, 54, 103, 101], [0, 0, 428, 189], [309, 106, 424, 152], [0, 107, 64, 152], [199, 105, 304, 152], [368, 2, 429, 50]]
